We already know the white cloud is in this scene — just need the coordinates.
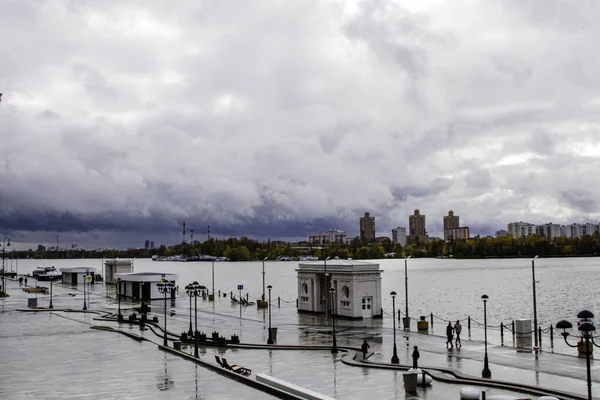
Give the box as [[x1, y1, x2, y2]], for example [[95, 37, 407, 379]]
[[1, 0, 600, 246]]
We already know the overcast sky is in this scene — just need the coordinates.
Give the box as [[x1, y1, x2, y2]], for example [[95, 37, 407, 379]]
[[1, 0, 600, 249]]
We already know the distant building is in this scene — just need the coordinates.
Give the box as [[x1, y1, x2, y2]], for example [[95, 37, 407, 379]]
[[309, 229, 348, 245], [495, 229, 508, 237], [507, 222, 536, 238], [391, 227, 407, 247], [443, 211, 460, 241], [150, 241, 155, 249], [71, 244, 78, 249], [359, 212, 376, 242], [409, 209, 427, 242], [445, 227, 470, 240], [37, 245, 46, 251], [144, 240, 150, 249]]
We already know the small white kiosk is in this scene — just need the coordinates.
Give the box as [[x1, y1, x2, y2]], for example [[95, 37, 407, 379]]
[[114, 272, 178, 301], [61, 267, 98, 285], [104, 258, 134, 284], [296, 259, 383, 319]]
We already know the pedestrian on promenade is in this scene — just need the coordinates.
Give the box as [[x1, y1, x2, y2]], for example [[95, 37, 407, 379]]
[[446, 322, 454, 349], [361, 340, 370, 359], [18, 276, 23, 286], [24, 277, 28, 287], [411, 346, 420, 369], [454, 320, 462, 348]]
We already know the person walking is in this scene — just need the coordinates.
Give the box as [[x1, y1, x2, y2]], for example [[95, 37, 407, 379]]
[[411, 346, 420, 369], [446, 322, 454, 349], [24, 277, 28, 287], [361, 340, 370, 359], [454, 320, 462, 348]]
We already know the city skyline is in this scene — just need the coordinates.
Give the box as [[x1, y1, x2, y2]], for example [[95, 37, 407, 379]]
[[2, 2, 600, 249]]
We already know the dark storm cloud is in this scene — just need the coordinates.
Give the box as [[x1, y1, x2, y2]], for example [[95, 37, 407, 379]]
[[2, 0, 600, 248]]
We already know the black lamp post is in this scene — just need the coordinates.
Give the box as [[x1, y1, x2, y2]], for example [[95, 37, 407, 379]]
[[157, 280, 176, 347], [117, 278, 122, 321], [556, 310, 599, 400], [139, 281, 145, 329], [83, 274, 87, 310], [49, 277, 53, 309], [404, 256, 411, 331], [185, 283, 193, 337], [186, 281, 202, 357], [267, 285, 274, 344], [262, 257, 268, 302], [390, 291, 399, 363], [324, 256, 330, 320], [481, 294, 491, 378], [1, 237, 10, 295], [330, 286, 338, 354], [532, 255, 539, 351]]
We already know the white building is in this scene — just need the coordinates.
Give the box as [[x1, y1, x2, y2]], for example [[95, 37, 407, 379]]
[[296, 259, 382, 319], [540, 223, 563, 241], [60, 267, 99, 285], [507, 222, 537, 238], [104, 258, 134, 284], [114, 272, 178, 301], [495, 229, 508, 237], [308, 229, 348, 245], [391, 227, 407, 246]]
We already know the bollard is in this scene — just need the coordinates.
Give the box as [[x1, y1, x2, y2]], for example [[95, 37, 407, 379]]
[[550, 325, 554, 349], [218, 290, 221, 297], [500, 323, 504, 345], [482, 390, 486, 400], [397, 310, 400, 321], [296, 299, 298, 308], [246, 293, 249, 302], [278, 296, 280, 308], [468, 316, 471, 338], [538, 326, 542, 348], [512, 320, 516, 343], [430, 313, 433, 327]]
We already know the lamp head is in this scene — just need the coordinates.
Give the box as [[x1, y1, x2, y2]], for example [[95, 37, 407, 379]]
[[390, 291, 397, 298], [267, 285, 272, 290], [534, 255, 539, 260], [579, 321, 596, 334], [6, 239, 10, 247], [325, 256, 331, 261], [329, 287, 335, 294], [577, 310, 594, 321], [556, 319, 573, 337], [263, 256, 268, 261], [481, 294, 489, 303], [407, 256, 411, 260]]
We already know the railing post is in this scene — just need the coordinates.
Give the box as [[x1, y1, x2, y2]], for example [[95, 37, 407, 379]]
[[430, 312, 433, 327], [500, 323, 504, 345], [538, 326, 543, 349], [512, 320, 515, 343], [550, 325, 554, 349], [278, 296, 280, 308]]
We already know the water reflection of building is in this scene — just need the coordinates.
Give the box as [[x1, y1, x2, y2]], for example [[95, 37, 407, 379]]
[[296, 259, 382, 319]]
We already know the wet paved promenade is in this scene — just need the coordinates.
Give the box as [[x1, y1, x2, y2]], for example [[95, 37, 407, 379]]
[[0, 278, 596, 399]]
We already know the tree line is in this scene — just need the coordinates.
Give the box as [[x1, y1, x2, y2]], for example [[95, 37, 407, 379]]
[[6, 233, 600, 261]]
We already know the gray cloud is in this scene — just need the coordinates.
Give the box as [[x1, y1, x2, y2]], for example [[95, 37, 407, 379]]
[[1, 0, 600, 248]]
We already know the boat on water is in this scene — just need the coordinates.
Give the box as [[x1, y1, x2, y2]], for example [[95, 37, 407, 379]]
[[152, 255, 188, 262], [214, 257, 230, 262], [276, 256, 293, 261], [32, 266, 62, 281], [187, 255, 217, 262], [299, 256, 319, 261]]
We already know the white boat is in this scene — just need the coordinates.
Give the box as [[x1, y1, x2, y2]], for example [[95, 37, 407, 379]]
[[214, 257, 230, 262], [299, 256, 319, 261], [32, 266, 62, 281]]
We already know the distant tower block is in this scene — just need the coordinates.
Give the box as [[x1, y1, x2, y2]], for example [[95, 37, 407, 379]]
[[190, 229, 194, 243], [183, 221, 187, 244], [208, 225, 211, 241]]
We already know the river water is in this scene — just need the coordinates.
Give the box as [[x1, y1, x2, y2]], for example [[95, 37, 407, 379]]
[[10, 256, 600, 329]]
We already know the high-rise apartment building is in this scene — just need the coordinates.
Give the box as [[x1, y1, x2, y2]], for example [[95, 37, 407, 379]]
[[359, 212, 376, 242], [443, 211, 460, 240], [150, 241, 155, 249], [144, 240, 150, 249], [392, 227, 407, 247], [409, 209, 427, 240]]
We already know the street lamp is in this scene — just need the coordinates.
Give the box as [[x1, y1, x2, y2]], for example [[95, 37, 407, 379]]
[[185, 283, 193, 337], [139, 281, 145, 329], [404, 255, 411, 331], [83, 274, 87, 310], [211, 258, 215, 302], [186, 281, 203, 357], [262, 257, 268, 302], [267, 285, 274, 344], [330, 286, 338, 354], [117, 278, 123, 321], [390, 291, 399, 363], [532, 255, 539, 351], [324, 256, 330, 320], [556, 310, 599, 400], [1, 237, 11, 295], [49, 277, 53, 309], [157, 280, 176, 347], [481, 294, 491, 378]]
